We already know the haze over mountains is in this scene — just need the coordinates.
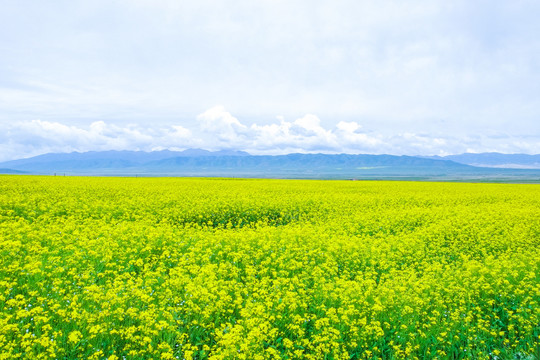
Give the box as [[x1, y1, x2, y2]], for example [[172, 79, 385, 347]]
[[1, 149, 539, 181]]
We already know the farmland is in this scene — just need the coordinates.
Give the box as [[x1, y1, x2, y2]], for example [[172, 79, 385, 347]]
[[0, 176, 539, 359]]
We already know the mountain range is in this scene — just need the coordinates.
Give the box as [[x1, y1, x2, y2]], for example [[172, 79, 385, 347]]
[[0, 150, 539, 181], [423, 153, 540, 169]]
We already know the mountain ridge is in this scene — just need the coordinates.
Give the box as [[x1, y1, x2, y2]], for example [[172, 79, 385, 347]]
[[421, 152, 540, 169], [1, 150, 539, 181]]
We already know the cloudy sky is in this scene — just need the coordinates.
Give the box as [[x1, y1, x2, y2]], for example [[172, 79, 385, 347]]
[[1, 0, 539, 161]]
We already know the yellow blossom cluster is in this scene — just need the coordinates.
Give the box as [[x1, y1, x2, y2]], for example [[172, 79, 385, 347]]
[[0, 176, 539, 359]]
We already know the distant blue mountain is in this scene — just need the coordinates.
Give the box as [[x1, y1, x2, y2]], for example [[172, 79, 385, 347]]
[[148, 153, 470, 169], [423, 153, 540, 169], [0, 150, 539, 181], [0, 149, 250, 171], [0, 168, 28, 174]]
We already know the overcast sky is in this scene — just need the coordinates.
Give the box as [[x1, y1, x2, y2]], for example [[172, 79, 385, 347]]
[[1, 0, 539, 161]]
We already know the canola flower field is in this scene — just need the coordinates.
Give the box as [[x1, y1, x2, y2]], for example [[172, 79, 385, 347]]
[[1, 176, 539, 360]]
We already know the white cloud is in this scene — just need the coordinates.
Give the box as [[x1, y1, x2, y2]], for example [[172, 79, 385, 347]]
[[0, 120, 194, 162], [198, 107, 540, 156], [197, 105, 248, 144], [335, 121, 383, 150], [247, 114, 339, 152], [1, 107, 539, 162]]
